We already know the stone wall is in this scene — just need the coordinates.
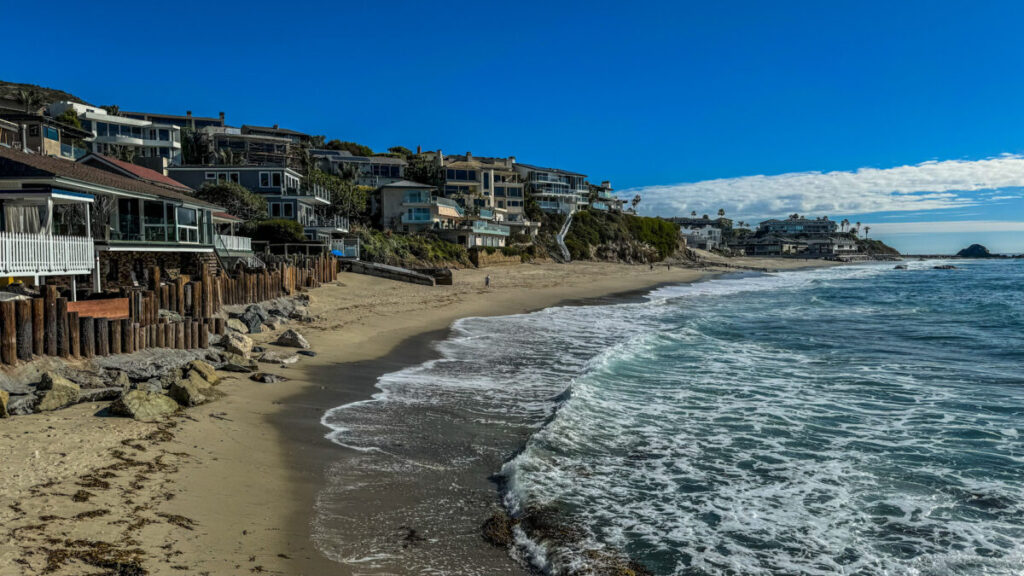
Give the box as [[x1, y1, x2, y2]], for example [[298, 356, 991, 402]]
[[469, 250, 521, 268], [98, 251, 208, 290]]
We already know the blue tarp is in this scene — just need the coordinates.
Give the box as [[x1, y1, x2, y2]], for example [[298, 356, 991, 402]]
[[330, 249, 344, 256]]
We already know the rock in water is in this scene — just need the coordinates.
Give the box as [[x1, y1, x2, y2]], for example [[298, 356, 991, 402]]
[[35, 372, 81, 412], [110, 390, 179, 421], [957, 244, 992, 258], [0, 389, 8, 418], [275, 329, 310, 349], [224, 332, 254, 358], [187, 360, 220, 385]]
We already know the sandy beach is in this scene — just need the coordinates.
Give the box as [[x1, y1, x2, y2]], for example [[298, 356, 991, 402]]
[[0, 258, 835, 575]]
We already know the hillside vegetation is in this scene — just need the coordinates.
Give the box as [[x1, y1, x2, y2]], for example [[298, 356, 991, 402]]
[[0, 80, 90, 106], [354, 227, 470, 268], [856, 237, 901, 256], [549, 210, 680, 263]]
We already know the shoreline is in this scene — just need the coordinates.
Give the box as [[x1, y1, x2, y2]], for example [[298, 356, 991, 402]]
[[0, 259, 839, 575]]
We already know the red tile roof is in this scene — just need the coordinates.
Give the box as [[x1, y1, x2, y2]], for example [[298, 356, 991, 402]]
[[0, 147, 222, 210], [83, 154, 193, 191]]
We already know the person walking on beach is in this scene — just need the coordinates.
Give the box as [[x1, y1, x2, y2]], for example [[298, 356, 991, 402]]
[[485, 275, 490, 288]]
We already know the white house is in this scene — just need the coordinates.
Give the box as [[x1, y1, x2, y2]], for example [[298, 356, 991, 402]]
[[48, 102, 182, 166]]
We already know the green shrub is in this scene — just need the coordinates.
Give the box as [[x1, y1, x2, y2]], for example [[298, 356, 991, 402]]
[[252, 219, 306, 243]]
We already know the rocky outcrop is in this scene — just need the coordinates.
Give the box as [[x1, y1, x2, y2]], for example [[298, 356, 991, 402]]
[[7, 394, 37, 416], [224, 332, 254, 358], [275, 329, 310, 349], [226, 318, 248, 334], [220, 353, 258, 373], [36, 372, 81, 412], [110, 390, 179, 422], [186, 360, 220, 386], [168, 373, 210, 407], [957, 244, 992, 258]]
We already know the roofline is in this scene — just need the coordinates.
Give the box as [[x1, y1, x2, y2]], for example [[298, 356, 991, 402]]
[[512, 162, 587, 177], [2, 175, 219, 210], [169, 165, 303, 177]]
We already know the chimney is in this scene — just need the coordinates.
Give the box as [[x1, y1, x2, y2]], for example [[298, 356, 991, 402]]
[[219, 111, 225, 121], [186, 110, 192, 118], [508, 156, 516, 166], [602, 180, 611, 188], [416, 145, 422, 154], [273, 124, 279, 129], [465, 151, 472, 161]]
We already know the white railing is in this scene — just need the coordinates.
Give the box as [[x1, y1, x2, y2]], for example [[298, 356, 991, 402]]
[[556, 212, 574, 262], [0, 232, 95, 276], [215, 234, 252, 252]]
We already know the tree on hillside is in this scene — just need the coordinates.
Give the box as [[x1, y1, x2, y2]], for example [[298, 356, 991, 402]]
[[180, 128, 206, 164], [702, 214, 709, 219], [325, 140, 373, 156], [388, 146, 413, 159], [690, 210, 697, 217], [855, 221, 862, 236], [718, 208, 725, 217], [631, 194, 642, 211], [864, 226, 870, 238], [14, 89, 41, 113], [307, 169, 369, 222], [101, 105, 120, 116], [405, 154, 444, 188], [109, 144, 136, 163], [55, 108, 82, 129], [194, 181, 268, 222]]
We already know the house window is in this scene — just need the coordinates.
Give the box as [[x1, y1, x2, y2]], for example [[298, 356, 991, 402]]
[[143, 201, 167, 242], [259, 172, 270, 187], [283, 204, 294, 218], [177, 207, 199, 243], [230, 172, 239, 183], [149, 129, 157, 140], [159, 129, 169, 141], [217, 173, 227, 183], [96, 123, 107, 137], [270, 203, 282, 217], [483, 172, 490, 189], [205, 172, 216, 180], [272, 172, 282, 187]]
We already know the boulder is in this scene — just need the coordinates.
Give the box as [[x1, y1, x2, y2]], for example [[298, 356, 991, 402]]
[[297, 350, 317, 357], [245, 304, 270, 322], [239, 309, 263, 334], [135, 379, 166, 394], [259, 350, 300, 365], [168, 375, 210, 407], [7, 394, 37, 416], [109, 370, 131, 390], [220, 353, 258, 373], [263, 318, 285, 331], [79, 387, 124, 403], [275, 329, 310, 349], [36, 372, 80, 412], [250, 372, 288, 384], [0, 389, 8, 418], [186, 360, 220, 385], [226, 318, 249, 334], [110, 390, 179, 422], [224, 332, 254, 358]]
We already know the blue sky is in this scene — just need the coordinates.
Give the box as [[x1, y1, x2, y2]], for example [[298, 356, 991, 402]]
[[6, 0, 1024, 253]]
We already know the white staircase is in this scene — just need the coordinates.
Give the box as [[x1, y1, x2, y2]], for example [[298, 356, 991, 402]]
[[556, 211, 574, 262]]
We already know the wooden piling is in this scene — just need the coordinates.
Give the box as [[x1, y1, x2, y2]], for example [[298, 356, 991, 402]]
[[1, 301, 16, 365], [16, 299, 32, 360], [69, 311, 80, 357], [32, 298, 43, 355], [80, 317, 95, 358], [96, 318, 109, 356], [56, 297, 69, 358]]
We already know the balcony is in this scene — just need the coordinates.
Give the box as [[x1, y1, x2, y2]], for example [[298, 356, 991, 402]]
[[60, 143, 88, 160], [93, 133, 144, 146], [306, 216, 350, 231], [0, 232, 95, 276], [468, 221, 510, 236], [591, 202, 609, 211], [215, 234, 252, 253], [402, 213, 434, 224], [597, 190, 616, 201]]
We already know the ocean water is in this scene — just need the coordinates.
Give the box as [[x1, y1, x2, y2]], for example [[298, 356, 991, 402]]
[[319, 259, 1024, 575]]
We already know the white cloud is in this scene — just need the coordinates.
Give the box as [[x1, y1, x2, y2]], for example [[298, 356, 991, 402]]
[[863, 220, 1024, 235], [624, 155, 1024, 220]]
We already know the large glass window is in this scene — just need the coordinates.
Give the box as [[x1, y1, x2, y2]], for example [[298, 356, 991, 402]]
[[43, 126, 59, 141], [97, 123, 108, 136], [159, 129, 169, 141], [176, 207, 199, 243], [272, 172, 282, 187], [260, 172, 270, 187], [143, 201, 167, 242]]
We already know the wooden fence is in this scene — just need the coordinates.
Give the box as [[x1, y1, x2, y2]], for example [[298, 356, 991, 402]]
[[0, 255, 337, 366]]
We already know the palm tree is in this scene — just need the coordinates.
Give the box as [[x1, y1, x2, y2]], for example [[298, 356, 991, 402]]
[[841, 218, 849, 232], [690, 210, 697, 217], [718, 208, 725, 217], [631, 194, 642, 211], [14, 89, 41, 113], [863, 226, 870, 238], [855, 221, 862, 236]]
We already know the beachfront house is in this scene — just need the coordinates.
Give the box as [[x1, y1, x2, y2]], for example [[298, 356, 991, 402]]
[[589, 180, 624, 212], [758, 216, 838, 237], [198, 126, 295, 169], [0, 147, 224, 292], [78, 153, 256, 267], [311, 149, 407, 189], [804, 236, 859, 258], [121, 110, 227, 131], [513, 161, 589, 215], [680, 224, 723, 250], [48, 102, 182, 166], [379, 181, 463, 232], [241, 124, 314, 147], [0, 113, 92, 160], [167, 165, 344, 241], [740, 235, 807, 256], [436, 152, 538, 236]]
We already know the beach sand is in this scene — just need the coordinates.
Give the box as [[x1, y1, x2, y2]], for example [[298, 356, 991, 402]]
[[0, 258, 835, 575]]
